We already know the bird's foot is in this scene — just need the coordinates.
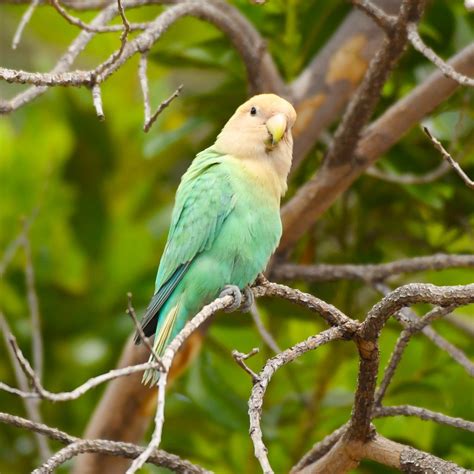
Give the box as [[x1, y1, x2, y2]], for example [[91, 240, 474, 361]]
[[219, 285, 254, 313], [239, 286, 254, 313], [220, 285, 242, 313]]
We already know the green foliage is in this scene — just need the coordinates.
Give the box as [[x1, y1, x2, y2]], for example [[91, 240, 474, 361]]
[[1, 1, 473, 473]]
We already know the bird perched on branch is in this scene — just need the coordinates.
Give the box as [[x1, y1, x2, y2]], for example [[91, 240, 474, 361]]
[[136, 94, 296, 385]]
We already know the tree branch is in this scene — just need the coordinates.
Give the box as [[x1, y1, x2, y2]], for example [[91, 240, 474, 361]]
[[249, 327, 347, 474], [280, 42, 474, 252], [361, 283, 474, 340], [272, 254, 474, 283], [373, 405, 474, 432], [423, 127, 474, 190], [408, 23, 474, 87], [0, 412, 209, 474]]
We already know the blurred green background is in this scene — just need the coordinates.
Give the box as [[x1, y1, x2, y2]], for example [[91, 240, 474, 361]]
[[1, 1, 473, 473]]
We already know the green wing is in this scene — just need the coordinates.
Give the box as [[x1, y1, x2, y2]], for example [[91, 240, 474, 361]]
[[136, 148, 235, 340]]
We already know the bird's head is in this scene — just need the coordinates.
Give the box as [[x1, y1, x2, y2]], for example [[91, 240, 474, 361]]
[[215, 94, 297, 157], [214, 94, 297, 196]]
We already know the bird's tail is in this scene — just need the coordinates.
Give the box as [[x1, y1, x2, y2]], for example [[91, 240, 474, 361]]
[[142, 301, 182, 386]]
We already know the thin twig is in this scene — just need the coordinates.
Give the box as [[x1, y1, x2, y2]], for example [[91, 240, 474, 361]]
[[138, 53, 151, 126], [273, 253, 474, 283], [232, 348, 261, 383], [373, 405, 474, 432], [423, 126, 474, 189], [23, 226, 44, 381], [49, 0, 148, 33], [250, 305, 281, 353], [0, 314, 51, 459], [365, 160, 452, 184], [91, 83, 105, 120], [249, 327, 347, 474], [3, 332, 162, 401], [375, 283, 474, 377], [0, 412, 209, 474], [11, 0, 40, 49], [126, 293, 236, 473], [144, 85, 183, 133], [126, 292, 165, 371], [375, 305, 455, 405], [0, 207, 39, 278], [93, 0, 131, 77], [408, 23, 474, 87], [351, 0, 397, 33]]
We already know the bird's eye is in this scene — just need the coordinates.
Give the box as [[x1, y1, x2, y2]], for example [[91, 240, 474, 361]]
[[250, 106, 257, 116]]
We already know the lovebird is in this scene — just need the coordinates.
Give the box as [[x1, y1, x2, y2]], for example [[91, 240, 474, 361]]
[[136, 94, 296, 385]]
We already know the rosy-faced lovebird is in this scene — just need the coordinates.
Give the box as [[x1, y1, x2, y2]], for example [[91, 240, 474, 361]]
[[136, 94, 297, 385]]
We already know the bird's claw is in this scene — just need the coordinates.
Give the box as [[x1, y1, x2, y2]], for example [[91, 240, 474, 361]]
[[220, 285, 242, 313], [240, 286, 254, 313], [219, 285, 254, 313]]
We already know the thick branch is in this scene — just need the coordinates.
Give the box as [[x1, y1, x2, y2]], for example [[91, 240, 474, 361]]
[[280, 43, 474, 252]]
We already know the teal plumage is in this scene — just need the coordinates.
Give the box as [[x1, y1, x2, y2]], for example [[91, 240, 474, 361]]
[[137, 94, 297, 385]]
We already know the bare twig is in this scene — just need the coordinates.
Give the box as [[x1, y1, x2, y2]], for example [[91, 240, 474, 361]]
[[361, 282, 474, 340], [3, 332, 162, 401], [0, 207, 39, 278], [126, 292, 165, 370], [232, 348, 260, 383], [138, 53, 151, 126], [23, 225, 44, 381], [444, 314, 474, 338], [0, 314, 51, 459], [373, 405, 474, 432], [1, 0, 281, 113], [365, 160, 452, 184], [144, 84, 183, 133], [375, 305, 455, 404], [273, 253, 474, 283], [0, 412, 209, 474], [93, 0, 131, 77], [375, 283, 474, 377], [351, 0, 397, 33], [126, 293, 235, 473], [408, 23, 474, 87], [11, 0, 40, 49], [253, 278, 359, 330], [49, 0, 148, 33], [250, 305, 281, 353], [249, 327, 347, 474], [91, 83, 105, 120], [423, 126, 474, 189]]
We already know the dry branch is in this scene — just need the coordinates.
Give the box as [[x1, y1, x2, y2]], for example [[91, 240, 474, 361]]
[[375, 305, 455, 404], [361, 282, 474, 340], [249, 327, 348, 474], [272, 253, 474, 283], [423, 127, 474, 190], [11, 0, 40, 49], [0, 314, 51, 459], [0, 0, 283, 114], [373, 405, 474, 432], [0, 412, 209, 474], [5, 332, 162, 401], [408, 23, 474, 87], [280, 42, 474, 252]]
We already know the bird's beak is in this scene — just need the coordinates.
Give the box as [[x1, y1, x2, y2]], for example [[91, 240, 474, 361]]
[[266, 113, 287, 147]]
